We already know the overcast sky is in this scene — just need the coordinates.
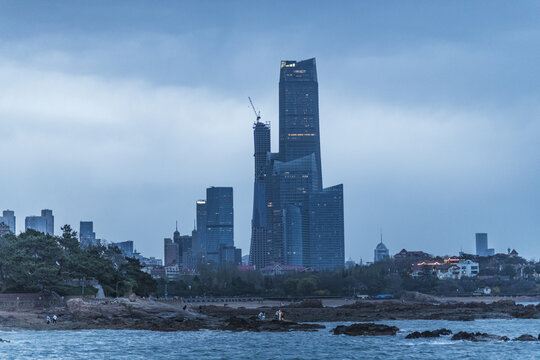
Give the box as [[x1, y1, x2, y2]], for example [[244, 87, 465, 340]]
[[0, 1, 539, 262]]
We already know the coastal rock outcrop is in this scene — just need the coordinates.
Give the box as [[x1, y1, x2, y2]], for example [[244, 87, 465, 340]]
[[513, 334, 538, 341], [451, 331, 509, 342], [220, 316, 325, 332], [332, 323, 399, 336], [405, 328, 452, 339]]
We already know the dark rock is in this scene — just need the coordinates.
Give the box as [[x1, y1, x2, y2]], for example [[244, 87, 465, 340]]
[[513, 334, 538, 341], [220, 316, 325, 332], [405, 328, 452, 339], [332, 323, 399, 336], [451, 331, 507, 342]]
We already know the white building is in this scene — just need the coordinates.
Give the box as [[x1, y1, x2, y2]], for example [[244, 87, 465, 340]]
[[437, 260, 479, 280], [164, 265, 180, 281]]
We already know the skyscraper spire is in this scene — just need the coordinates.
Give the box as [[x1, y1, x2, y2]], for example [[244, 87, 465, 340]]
[[176, 220, 178, 232]]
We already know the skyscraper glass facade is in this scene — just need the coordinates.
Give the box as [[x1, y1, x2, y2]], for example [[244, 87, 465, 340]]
[[206, 187, 234, 264], [279, 58, 322, 189], [249, 121, 271, 269], [249, 58, 344, 270], [195, 200, 207, 259], [80, 221, 97, 247], [41, 209, 54, 236], [25, 216, 47, 234], [304, 184, 344, 270], [0, 210, 16, 234]]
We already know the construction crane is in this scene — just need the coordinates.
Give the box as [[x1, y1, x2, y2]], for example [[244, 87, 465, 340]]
[[248, 96, 261, 122]]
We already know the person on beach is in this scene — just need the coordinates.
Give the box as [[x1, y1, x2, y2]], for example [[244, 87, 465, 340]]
[[275, 310, 279, 320], [278, 309, 283, 321], [52, 314, 57, 324], [46, 316, 51, 324]]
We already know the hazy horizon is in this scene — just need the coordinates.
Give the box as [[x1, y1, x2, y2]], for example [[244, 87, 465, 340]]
[[0, 1, 539, 262]]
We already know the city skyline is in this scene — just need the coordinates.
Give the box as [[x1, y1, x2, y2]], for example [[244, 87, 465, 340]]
[[0, 2, 539, 262]]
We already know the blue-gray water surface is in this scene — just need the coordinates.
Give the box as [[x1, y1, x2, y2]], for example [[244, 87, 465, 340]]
[[0, 319, 539, 359]]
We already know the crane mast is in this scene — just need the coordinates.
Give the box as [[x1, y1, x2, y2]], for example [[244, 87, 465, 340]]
[[248, 96, 261, 122]]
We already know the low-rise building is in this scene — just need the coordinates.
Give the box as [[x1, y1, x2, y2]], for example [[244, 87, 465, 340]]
[[395, 249, 432, 260], [164, 265, 180, 281], [411, 258, 479, 280]]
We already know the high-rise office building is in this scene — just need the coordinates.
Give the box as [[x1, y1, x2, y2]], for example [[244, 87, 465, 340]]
[[279, 58, 322, 188], [475, 233, 494, 256], [195, 200, 207, 260], [249, 120, 271, 269], [0, 210, 16, 234], [25, 209, 54, 235], [304, 184, 344, 269], [112, 240, 134, 257], [25, 216, 47, 234], [41, 209, 54, 236], [250, 59, 344, 270], [205, 187, 234, 263], [80, 221, 97, 247], [173, 222, 181, 262], [164, 238, 179, 266]]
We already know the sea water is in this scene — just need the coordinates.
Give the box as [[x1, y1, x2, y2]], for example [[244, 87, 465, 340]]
[[0, 319, 539, 359]]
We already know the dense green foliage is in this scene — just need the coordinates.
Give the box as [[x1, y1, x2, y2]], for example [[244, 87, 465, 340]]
[[0, 226, 156, 296], [158, 255, 540, 298]]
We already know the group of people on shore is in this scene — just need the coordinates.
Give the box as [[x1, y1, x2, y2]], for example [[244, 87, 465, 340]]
[[257, 309, 285, 321], [45, 315, 57, 325]]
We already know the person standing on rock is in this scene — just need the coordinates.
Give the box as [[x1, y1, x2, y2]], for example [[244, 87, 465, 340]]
[[52, 315, 57, 324], [46, 316, 51, 324]]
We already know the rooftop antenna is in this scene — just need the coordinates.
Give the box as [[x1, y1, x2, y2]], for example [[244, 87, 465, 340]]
[[380, 227, 383, 244], [248, 96, 261, 122], [175, 220, 178, 232]]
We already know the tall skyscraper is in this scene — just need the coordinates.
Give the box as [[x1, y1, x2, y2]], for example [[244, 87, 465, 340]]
[[250, 58, 345, 270], [25, 216, 47, 234], [41, 209, 54, 236], [279, 59, 322, 186], [475, 233, 494, 256], [112, 240, 134, 257], [304, 184, 344, 269], [80, 221, 97, 247], [0, 210, 16, 234], [173, 221, 181, 262], [249, 120, 271, 269], [164, 238, 179, 266], [195, 200, 207, 260], [205, 187, 234, 264]]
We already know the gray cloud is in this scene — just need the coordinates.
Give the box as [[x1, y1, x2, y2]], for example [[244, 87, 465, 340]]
[[0, 1, 539, 261]]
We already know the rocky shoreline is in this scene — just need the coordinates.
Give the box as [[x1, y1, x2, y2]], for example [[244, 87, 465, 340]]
[[0, 297, 539, 332]]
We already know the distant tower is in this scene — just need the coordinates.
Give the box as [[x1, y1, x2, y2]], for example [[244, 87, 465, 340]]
[[164, 238, 179, 266], [205, 187, 234, 264], [80, 221, 97, 247], [1, 210, 16, 234], [249, 99, 271, 269], [195, 200, 207, 260], [475, 233, 494, 256], [41, 209, 54, 236], [374, 231, 389, 263]]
